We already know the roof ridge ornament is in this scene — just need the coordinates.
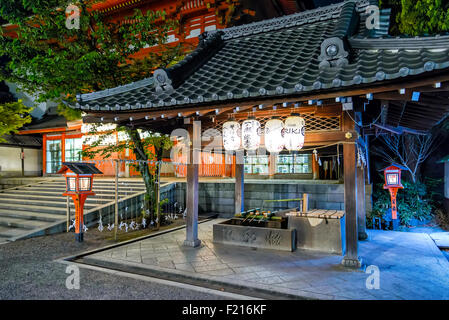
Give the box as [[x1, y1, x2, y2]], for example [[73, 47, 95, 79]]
[[153, 69, 173, 93], [153, 31, 224, 94], [318, 37, 349, 69], [211, 0, 369, 40], [318, 1, 358, 70]]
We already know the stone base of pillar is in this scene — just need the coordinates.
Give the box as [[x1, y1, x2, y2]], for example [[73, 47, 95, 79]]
[[358, 231, 368, 241], [341, 256, 363, 268], [183, 239, 201, 247]]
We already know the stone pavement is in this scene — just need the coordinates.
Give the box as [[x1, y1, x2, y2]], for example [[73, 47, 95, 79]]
[[80, 219, 449, 300]]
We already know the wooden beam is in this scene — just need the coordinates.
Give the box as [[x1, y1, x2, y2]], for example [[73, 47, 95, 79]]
[[341, 111, 361, 268], [374, 91, 449, 107], [342, 141, 361, 267], [82, 70, 449, 123], [396, 81, 449, 93], [213, 104, 342, 123], [199, 130, 356, 149]]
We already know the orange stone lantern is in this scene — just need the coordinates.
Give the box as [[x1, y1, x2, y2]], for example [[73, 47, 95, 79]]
[[57, 162, 103, 242], [382, 164, 407, 228]]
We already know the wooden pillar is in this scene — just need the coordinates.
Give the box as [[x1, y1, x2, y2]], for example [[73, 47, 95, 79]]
[[268, 153, 276, 178], [302, 193, 309, 212], [357, 166, 368, 240], [341, 142, 362, 268], [235, 150, 245, 214], [312, 152, 319, 180], [184, 119, 201, 247]]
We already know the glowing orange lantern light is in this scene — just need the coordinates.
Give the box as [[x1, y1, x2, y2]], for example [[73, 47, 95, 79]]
[[382, 164, 407, 228]]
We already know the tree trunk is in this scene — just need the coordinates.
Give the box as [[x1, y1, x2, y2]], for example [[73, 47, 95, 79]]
[[128, 128, 155, 222]]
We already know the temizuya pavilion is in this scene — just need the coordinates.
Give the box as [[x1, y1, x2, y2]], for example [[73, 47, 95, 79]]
[[74, 0, 449, 267]]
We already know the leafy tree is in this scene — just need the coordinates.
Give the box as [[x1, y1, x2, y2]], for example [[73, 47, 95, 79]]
[[0, 0, 186, 223], [82, 125, 173, 223], [380, 0, 449, 35], [0, 100, 32, 142]]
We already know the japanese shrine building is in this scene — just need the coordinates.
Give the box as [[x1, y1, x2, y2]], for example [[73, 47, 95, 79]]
[[74, 0, 449, 266]]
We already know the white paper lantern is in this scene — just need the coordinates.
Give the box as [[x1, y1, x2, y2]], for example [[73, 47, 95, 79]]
[[241, 117, 261, 151], [222, 119, 241, 151], [284, 113, 305, 151], [265, 117, 284, 153]]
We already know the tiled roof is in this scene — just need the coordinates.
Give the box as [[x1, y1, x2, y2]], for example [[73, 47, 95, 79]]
[[0, 135, 42, 148], [21, 115, 68, 130], [58, 162, 103, 175], [76, 0, 449, 112]]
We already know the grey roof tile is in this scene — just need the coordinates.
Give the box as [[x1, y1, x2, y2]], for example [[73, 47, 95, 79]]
[[77, 0, 449, 112]]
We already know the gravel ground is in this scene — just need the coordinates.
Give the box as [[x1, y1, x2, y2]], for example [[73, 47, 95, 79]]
[[0, 227, 227, 300]]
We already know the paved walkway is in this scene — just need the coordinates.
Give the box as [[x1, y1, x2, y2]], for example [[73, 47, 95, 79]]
[[80, 219, 449, 300]]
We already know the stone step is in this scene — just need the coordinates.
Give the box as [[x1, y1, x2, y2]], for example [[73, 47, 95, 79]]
[[430, 233, 449, 249], [18, 186, 146, 193], [0, 198, 99, 209], [0, 178, 151, 241], [17, 181, 144, 186], [0, 216, 48, 230], [0, 225, 29, 238], [0, 193, 111, 203], [0, 203, 67, 214], [0, 209, 64, 222], [0, 236, 9, 244], [24, 183, 146, 189], [43, 181, 145, 186], [1, 189, 144, 198]]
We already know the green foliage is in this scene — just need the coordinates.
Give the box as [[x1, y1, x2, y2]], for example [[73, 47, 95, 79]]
[[141, 196, 172, 226], [370, 175, 434, 228], [0, 1, 183, 226], [397, 181, 432, 225], [81, 124, 173, 219], [0, 99, 32, 141], [380, 0, 449, 35], [423, 177, 444, 207], [81, 125, 173, 163], [56, 103, 82, 121], [0, 1, 185, 106]]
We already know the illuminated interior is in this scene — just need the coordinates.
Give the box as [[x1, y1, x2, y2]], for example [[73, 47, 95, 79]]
[[67, 177, 77, 191], [386, 173, 399, 185], [79, 177, 92, 191]]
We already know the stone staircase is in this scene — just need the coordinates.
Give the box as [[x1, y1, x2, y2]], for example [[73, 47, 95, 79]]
[[0, 178, 147, 243]]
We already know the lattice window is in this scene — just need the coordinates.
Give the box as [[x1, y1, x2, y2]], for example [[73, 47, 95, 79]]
[[206, 113, 340, 135]]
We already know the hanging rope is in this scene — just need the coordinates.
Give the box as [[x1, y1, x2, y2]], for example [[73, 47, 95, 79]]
[[345, 110, 383, 129], [294, 140, 355, 152]]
